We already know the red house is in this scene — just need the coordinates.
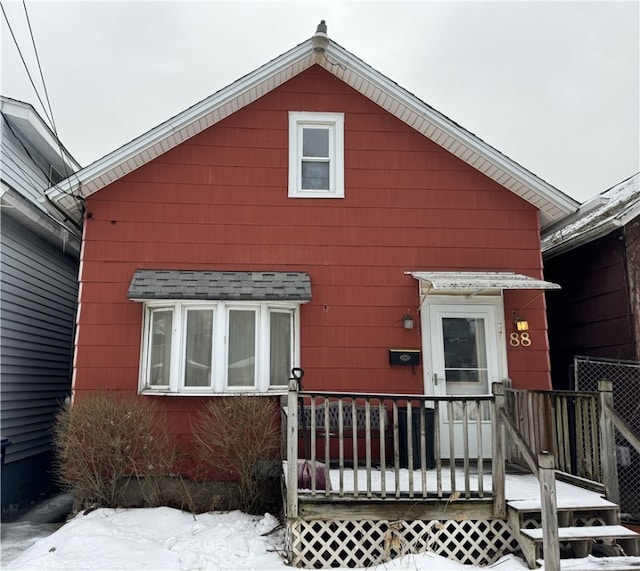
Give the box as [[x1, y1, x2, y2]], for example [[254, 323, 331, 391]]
[[49, 22, 578, 460], [48, 23, 640, 569]]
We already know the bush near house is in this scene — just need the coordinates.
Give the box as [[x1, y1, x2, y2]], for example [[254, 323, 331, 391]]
[[192, 396, 282, 515], [53, 393, 283, 515], [53, 393, 176, 510]]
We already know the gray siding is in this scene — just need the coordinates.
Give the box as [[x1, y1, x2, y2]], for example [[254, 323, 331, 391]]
[[1, 115, 52, 210], [1, 214, 78, 463]]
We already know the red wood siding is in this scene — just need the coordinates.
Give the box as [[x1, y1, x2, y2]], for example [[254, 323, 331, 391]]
[[73, 65, 552, 432]]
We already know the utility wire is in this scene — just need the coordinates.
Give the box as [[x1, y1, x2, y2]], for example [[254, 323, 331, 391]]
[[3, 0, 85, 211], [22, 0, 59, 143], [1, 111, 84, 230], [0, 1, 53, 127], [22, 0, 77, 185]]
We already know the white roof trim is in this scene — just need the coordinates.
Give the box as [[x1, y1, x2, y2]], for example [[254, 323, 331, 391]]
[[47, 30, 579, 229], [1, 96, 81, 173], [407, 271, 560, 294], [542, 172, 640, 258], [1, 183, 81, 257]]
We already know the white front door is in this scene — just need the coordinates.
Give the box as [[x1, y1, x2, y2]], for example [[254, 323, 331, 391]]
[[422, 297, 506, 459]]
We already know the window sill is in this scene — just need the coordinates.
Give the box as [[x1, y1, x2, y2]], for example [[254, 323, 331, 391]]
[[288, 189, 345, 199], [139, 388, 288, 397]]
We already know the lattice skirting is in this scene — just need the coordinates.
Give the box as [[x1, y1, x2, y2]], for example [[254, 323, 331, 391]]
[[287, 518, 519, 568]]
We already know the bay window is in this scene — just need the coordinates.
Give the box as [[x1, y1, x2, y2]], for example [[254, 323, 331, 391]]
[[140, 301, 298, 394]]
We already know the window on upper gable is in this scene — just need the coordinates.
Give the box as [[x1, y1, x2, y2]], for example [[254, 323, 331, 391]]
[[289, 111, 344, 198]]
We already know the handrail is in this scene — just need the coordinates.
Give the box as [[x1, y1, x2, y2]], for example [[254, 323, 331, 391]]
[[498, 408, 538, 477], [299, 389, 494, 401], [495, 381, 560, 568], [604, 402, 640, 454], [503, 384, 602, 483]]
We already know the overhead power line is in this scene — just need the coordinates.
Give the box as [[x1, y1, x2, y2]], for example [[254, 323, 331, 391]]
[[1, 0, 84, 212], [22, 0, 58, 137], [0, 1, 53, 127]]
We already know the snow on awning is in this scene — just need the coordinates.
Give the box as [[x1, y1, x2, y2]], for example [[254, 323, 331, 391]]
[[406, 271, 560, 295]]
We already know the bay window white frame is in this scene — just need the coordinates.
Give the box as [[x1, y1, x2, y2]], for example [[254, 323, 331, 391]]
[[288, 111, 344, 198], [139, 300, 300, 395]]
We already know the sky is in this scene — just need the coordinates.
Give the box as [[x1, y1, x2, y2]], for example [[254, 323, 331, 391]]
[[1, 0, 639, 204]]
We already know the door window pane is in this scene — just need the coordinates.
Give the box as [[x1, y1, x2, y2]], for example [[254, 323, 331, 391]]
[[149, 310, 172, 386], [270, 312, 291, 386], [227, 310, 256, 387], [442, 317, 487, 385], [184, 309, 213, 387]]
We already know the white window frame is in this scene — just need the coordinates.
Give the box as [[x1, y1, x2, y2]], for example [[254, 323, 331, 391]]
[[288, 111, 344, 198], [138, 300, 300, 395]]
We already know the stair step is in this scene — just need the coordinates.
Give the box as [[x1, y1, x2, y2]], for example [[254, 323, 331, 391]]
[[522, 525, 640, 542], [536, 556, 640, 570], [508, 498, 618, 512]]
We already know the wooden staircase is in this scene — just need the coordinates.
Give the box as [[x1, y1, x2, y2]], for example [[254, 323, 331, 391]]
[[507, 496, 640, 569]]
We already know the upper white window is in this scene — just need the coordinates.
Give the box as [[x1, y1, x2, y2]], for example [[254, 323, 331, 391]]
[[288, 111, 344, 198], [140, 301, 298, 395]]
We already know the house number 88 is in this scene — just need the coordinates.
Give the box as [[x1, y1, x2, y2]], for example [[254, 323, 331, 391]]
[[509, 332, 531, 347]]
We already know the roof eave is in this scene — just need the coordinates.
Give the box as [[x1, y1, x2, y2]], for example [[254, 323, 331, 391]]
[[543, 204, 640, 259], [47, 39, 317, 215], [1, 183, 81, 257], [1, 96, 81, 173], [47, 34, 579, 228], [320, 43, 579, 228]]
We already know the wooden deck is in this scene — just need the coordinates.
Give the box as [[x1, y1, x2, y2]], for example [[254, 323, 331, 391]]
[[283, 379, 638, 568], [286, 465, 612, 505]]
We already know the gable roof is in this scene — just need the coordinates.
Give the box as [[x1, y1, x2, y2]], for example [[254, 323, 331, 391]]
[[1, 96, 82, 256], [541, 172, 640, 258], [1, 96, 81, 179], [47, 23, 579, 229]]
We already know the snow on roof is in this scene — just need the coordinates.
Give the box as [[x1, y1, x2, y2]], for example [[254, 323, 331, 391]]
[[542, 172, 640, 258], [407, 271, 560, 293]]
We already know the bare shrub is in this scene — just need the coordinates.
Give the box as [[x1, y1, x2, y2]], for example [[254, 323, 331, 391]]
[[53, 392, 175, 509], [192, 396, 281, 514]]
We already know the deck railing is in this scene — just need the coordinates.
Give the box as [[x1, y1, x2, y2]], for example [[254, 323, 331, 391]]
[[285, 379, 496, 518], [502, 384, 603, 482]]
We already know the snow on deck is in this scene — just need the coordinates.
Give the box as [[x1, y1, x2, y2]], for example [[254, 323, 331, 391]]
[[289, 464, 612, 508], [523, 525, 638, 541]]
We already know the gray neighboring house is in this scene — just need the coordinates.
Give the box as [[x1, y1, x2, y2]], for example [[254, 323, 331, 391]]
[[1, 96, 82, 512]]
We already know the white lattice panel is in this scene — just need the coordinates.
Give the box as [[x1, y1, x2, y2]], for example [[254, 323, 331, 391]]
[[288, 518, 518, 568]]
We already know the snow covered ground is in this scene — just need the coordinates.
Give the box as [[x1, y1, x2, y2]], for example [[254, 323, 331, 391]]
[[3, 505, 640, 570], [1, 506, 526, 570]]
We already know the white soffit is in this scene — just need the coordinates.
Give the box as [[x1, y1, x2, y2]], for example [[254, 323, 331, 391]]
[[407, 271, 560, 295], [47, 30, 579, 229]]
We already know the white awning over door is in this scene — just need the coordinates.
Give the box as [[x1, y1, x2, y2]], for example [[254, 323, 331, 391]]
[[407, 271, 560, 295]]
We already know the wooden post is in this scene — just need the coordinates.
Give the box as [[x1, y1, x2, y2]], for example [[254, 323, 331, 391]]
[[598, 379, 620, 504], [286, 378, 299, 521], [539, 451, 559, 571], [492, 381, 506, 519]]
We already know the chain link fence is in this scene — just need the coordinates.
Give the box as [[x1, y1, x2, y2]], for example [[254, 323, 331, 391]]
[[574, 356, 640, 521]]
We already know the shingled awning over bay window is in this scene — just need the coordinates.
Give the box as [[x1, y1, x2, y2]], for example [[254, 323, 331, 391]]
[[127, 270, 312, 302]]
